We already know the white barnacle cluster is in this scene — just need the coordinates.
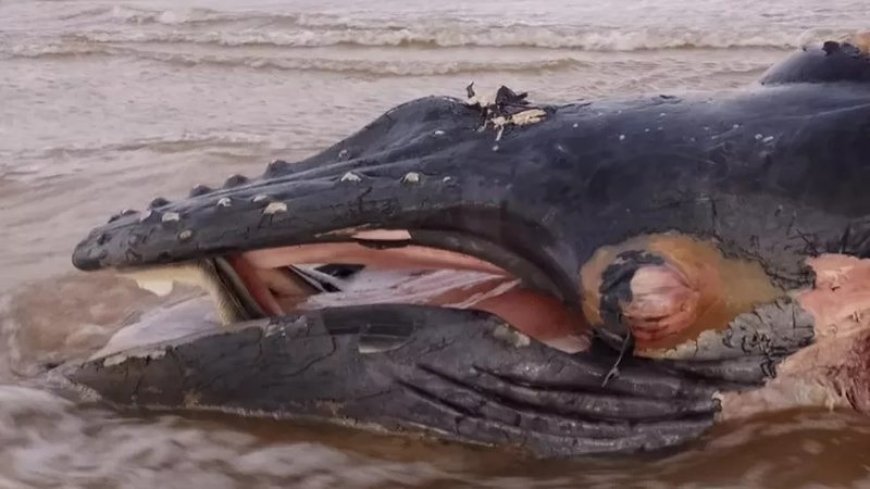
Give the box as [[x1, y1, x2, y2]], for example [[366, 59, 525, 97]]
[[251, 194, 287, 216], [263, 201, 288, 215], [251, 194, 288, 215], [491, 324, 531, 348], [402, 171, 421, 184], [340, 171, 362, 183]]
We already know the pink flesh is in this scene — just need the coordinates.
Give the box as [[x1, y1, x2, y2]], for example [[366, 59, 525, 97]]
[[797, 254, 870, 338], [243, 243, 507, 275], [395, 272, 590, 351], [800, 254, 870, 413], [624, 264, 700, 342], [227, 255, 291, 316], [721, 254, 870, 417], [301, 269, 591, 353], [470, 286, 590, 352], [232, 244, 589, 353]]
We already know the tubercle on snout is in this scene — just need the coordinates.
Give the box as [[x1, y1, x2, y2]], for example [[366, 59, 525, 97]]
[[73, 170, 458, 271], [94, 84, 551, 231]]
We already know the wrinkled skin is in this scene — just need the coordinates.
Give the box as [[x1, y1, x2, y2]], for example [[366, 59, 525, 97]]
[[61, 39, 870, 457]]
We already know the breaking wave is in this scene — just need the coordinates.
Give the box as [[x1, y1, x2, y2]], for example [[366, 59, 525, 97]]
[[24, 5, 847, 52], [69, 25, 810, 51], [3, 44, 600, 76], [123, 53, 595, 76], [65, 5, 853, 51]]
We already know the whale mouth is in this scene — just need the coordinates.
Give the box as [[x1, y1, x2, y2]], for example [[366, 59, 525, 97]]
[[68, 92, 597, 354], [121, 228, 591, 354]]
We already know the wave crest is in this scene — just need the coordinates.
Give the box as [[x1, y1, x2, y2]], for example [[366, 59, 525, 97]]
[[68, 25, 811, 51], [3, 44, 600, 76]]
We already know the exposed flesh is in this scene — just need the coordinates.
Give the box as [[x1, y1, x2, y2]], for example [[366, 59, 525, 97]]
[[234, 245, 590, 353], [720, 254, 870, 417]]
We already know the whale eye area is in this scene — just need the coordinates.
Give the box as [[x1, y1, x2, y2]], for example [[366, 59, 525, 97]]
[[580, 234, 782, 352]]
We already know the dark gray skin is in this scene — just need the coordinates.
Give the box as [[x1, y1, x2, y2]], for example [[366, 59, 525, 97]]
[[63, 302, 814, 457], [63, 40, 870, 457]]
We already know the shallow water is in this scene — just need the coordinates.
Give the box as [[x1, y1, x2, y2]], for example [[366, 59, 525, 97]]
[[1, 0, 870, 486]]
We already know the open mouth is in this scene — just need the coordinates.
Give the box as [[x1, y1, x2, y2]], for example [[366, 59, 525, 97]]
[[121, 227, 591, 354], [69, 92, 598, 357]]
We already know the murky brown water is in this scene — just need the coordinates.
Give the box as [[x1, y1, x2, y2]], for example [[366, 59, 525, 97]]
[[2, 0, 870, 486]]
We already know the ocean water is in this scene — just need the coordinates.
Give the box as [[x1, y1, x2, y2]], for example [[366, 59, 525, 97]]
[[1, 0, 869, 487]]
